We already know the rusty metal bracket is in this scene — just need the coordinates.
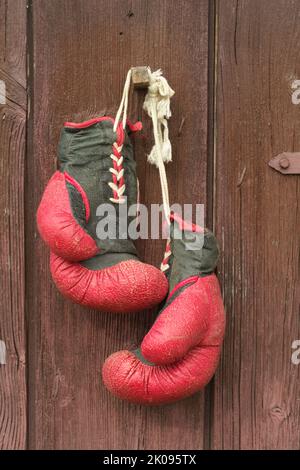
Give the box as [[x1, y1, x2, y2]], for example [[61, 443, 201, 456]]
[[268, 152, 300, 174]]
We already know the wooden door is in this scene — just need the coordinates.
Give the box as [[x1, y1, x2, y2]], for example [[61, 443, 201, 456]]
[[0, 0, 299, 450]]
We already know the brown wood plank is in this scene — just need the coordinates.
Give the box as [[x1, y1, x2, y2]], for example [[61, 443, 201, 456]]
[[0, 0, 27, 450], [27, 0, 210, 449], [213, 0, 300, 449]]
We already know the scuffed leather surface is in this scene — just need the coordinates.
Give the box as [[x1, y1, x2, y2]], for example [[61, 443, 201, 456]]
[[58, 120, 138, 255], [102, 274, 225, 404], [37, 171, 98, 261], [50, 253, 168, 313], [37, 120, 168, 313], [166, 222, 220, 292]]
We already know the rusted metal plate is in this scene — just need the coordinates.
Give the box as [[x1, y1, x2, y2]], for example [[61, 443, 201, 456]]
[[269, 152, 300, 174]]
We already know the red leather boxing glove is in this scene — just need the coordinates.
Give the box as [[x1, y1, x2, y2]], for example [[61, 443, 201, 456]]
[[37, 117, 168, 312], [102, 215, 226, 403]]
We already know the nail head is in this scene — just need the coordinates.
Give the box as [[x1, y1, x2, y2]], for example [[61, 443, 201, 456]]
[[279, 157, 290, 169]]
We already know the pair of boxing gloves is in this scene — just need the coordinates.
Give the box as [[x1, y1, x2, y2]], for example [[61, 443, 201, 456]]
[[37, 116, 225, 405]]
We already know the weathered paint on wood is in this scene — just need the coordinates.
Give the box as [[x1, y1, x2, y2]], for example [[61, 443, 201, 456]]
[[213, 0, 300, 450], [0, 0, 299, 450], [0, 0, 27, 450], [27, 0, 210, 450]]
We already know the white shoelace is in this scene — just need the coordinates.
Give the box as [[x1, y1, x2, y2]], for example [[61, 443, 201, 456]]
[[108, 70, 132, 203], [113, 69, 132, 132], [113, 68, 175, 273]]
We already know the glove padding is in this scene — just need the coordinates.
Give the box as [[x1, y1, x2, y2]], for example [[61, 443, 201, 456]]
[[102, 216, 225, 402], [37, 117, 168, 312]]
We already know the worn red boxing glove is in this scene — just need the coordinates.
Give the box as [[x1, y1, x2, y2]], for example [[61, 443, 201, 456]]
[[37, 117, 168, 312], [102, 215, 225, 403]]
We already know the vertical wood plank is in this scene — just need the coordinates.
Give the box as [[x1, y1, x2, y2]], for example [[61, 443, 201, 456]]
[[213, 0, 300, 449], [27, 0, 210, 449], [0, 0, 27, 450]]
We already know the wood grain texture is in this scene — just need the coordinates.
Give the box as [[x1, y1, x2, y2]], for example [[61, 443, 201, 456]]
[[0, 0, 27, 450], [27, 0, 210, 449], [213, 0, 300, 449]]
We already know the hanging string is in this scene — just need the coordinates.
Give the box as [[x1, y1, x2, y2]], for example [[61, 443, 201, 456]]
[[113, 67, 175, 270], [143, 68, 175, 224], [113, 67, 174, 224], [113, 69, 132, 132]]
